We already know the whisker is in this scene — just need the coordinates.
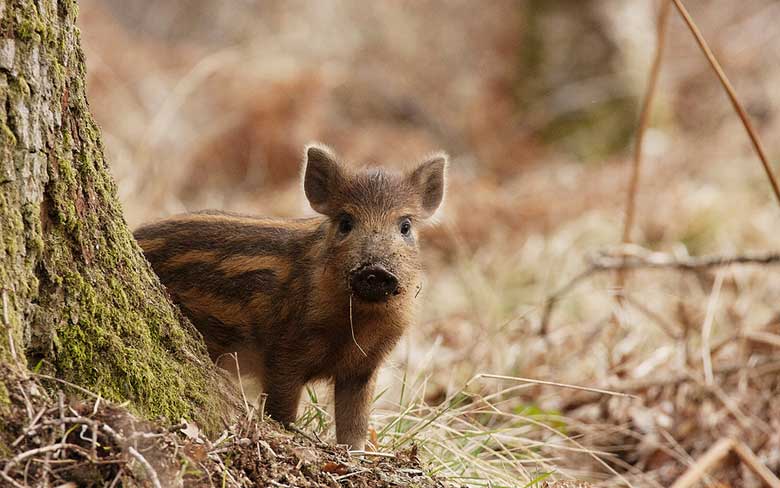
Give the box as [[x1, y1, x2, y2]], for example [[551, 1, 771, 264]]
[[349, 294, 368, 357]]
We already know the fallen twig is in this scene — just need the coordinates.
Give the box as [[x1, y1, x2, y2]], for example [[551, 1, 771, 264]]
[[732, 441, 780, 488], [2, 443, 89, 475], [744, 330, 780, 349], [670, 437, 780, 488], [289, 424, 326, 446], [670, 437, 734, 488], [0, 471, 25, 488], [348, 450, 396, 459]]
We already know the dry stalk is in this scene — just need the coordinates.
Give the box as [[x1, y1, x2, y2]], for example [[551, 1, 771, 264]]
[[230, 352, 251, 415], [672, 0, 780, 206], [700, 270, 724, 385], [619, 0, 672, 279], [467, 373, 637, 399]]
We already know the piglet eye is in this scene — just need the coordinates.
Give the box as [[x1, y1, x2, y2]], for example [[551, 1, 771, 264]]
[[400, 218, 412, 236], [338, 214, 354, 234]]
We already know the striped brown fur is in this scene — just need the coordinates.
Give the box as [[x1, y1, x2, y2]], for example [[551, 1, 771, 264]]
[[134, 144, 447, 449]]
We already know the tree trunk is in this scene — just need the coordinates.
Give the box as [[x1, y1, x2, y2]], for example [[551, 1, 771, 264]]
[[0, 0, 237, 432]]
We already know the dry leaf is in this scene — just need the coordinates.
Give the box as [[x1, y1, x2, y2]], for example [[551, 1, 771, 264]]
[[321, 461, 349, 475], [179, 419, 202, 442], [184, 443, 208, 462]]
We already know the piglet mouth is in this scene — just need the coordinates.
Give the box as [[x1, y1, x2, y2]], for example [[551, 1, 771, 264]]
[[349, 264, 400, 302]]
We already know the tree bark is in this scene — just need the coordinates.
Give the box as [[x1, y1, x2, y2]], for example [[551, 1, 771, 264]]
[[0, 0, 237, 431]]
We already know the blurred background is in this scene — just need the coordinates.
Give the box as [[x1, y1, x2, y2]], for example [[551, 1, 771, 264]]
[[79, 1, 780, 485]]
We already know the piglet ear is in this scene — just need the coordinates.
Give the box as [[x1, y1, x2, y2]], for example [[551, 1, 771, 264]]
[[407, 152, 447, 219], [303, 143, 344, 216]]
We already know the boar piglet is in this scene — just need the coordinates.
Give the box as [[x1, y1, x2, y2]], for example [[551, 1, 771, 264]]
[[134, 144, 447, 449]]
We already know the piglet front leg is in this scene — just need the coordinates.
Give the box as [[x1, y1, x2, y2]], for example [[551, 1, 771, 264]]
[[334, 371, 377, 450]]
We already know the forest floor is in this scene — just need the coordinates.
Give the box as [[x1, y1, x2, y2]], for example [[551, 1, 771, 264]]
[[2, 368, 596, 487], [1, 369, 456, 488]]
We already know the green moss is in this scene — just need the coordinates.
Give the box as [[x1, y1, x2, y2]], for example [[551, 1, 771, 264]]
[[12, 1, 54, 44], [46, 241, 222, 427], [0, 424, 12, 459], [9, 75, 30, 97], [0, 376, 9, 407], [0, 123, 16, 147], [36, 140, 231, 430], [1, 199, 23, 259], [15, 19, 38, 42]]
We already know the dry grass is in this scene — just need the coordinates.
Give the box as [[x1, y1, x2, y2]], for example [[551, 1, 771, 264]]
[[73, 0, 780, 486]]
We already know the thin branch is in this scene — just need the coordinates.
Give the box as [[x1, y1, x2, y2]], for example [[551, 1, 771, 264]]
[[541, 248, 780, 334], [348, 450, 396, 458], [593, 250, 780, 270], [672, 0, 780, 206], [288, 424, 325, 446], [608, 358, 780, 393], [670, 438, 735, 488], [128, 446, 163, 488]]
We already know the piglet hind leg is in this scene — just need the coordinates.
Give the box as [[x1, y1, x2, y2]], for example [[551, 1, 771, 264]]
[[335, 371, 377, 450], [263, 374, 304, 426]]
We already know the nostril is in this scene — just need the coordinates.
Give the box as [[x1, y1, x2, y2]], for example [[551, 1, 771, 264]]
[[350, 265, 399, 300]]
